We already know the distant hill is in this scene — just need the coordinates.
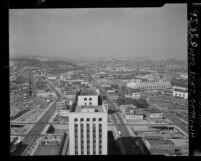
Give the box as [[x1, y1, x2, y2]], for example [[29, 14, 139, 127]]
[[12, 57, 76, 67]]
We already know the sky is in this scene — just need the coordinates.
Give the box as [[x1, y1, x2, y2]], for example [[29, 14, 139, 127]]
[[9, 4, 187, 60]]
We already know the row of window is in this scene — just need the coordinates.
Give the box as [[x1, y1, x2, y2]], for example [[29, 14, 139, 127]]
[[74, 118, 102, 122], [76, 132, 102, 138], [75, 146, 102, 155], [174, 92, 187, 98], [138, 85, 170, 89], [84, 98, 93, 101], [75, 140, 102, 145]]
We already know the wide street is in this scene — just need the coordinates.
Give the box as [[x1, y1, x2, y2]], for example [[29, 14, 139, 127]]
[[18, 79, 62, 156]]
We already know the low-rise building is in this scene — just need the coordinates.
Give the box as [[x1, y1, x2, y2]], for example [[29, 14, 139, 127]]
[[125, 92, 141, 99], [121, 105, 144, 120], [149, 112, 163, 119], [37, 91, 57, 98], [145, 138, 175, 156], [47, 76, 57, 80], [172, 86, 188, 99], [59, 109, 70, 117], [56, 99, 66, 110], [106, 89, 116, 93], [127, 114, 144, 120]]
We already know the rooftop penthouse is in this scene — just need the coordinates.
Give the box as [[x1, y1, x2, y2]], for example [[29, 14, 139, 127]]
[[75, 104, 107, 113]]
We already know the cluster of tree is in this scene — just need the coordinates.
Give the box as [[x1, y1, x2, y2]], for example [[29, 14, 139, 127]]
[[170, 78, 188, 88], [116, 97, 149, 108]]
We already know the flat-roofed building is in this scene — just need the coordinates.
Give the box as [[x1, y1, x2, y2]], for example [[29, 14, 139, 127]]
[[125, 92, 141, 99], [120, 105, 144, 120], [172, 86, 188, 99], [127, 79, 171, 90], [56, 99, 66, 110], [59, 109, 70, 117], [145, 138, 175, 156]]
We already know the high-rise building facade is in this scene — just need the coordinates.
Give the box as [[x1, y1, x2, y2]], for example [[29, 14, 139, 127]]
[[68, 90, 107, 155]]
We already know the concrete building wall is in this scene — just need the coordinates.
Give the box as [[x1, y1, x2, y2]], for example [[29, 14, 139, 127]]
[[78, 96, 98, 106], [68, 112, 107, 155], [149, 113, 163, 118], [173, 91, 188, 99]]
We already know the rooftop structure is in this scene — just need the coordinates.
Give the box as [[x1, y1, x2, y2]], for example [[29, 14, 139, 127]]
[[75, 105, 106, 113]]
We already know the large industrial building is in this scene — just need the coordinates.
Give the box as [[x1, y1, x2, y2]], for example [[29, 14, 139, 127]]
[[144, 137, 175, 156], [68, 88, 107, 155], [127, 79, 171, 90]]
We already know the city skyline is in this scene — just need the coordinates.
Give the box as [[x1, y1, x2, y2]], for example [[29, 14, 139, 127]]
[[10, 4, 187, 60]]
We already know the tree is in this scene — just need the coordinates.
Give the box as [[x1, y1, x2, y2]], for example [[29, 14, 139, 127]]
[[46, 124, 55, 134], [116, 97, 148, 108]]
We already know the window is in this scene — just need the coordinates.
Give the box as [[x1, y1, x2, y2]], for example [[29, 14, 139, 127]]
[[89, 98, 92, 101], [89, 102, 92, 105], [87, 118, 90, 121], [84, 98, 87, 101], [80, 118, 84, 121], [99, 118, 102, 121], [74, 118, 78, 122], [93, 118, 96, 121]]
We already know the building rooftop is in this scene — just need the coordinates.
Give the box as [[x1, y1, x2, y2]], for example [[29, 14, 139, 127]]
[[149, 149, 173, 155], [121, 104, 136, 109], [173, 88, 188, 93], [142, 108, 161, 113], [80, 88, 98, 96], [147, 139, 175, 146], [75, 105, 106, 113]]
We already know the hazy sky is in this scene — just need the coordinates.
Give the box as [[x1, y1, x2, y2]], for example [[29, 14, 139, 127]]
[[9, 4, 187, 60]]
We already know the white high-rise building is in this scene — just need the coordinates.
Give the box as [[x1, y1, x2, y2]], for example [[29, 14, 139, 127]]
[[68, 89, 107, 155]]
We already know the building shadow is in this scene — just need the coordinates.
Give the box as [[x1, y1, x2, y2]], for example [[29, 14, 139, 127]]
[[108, 131, 151, 155]]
